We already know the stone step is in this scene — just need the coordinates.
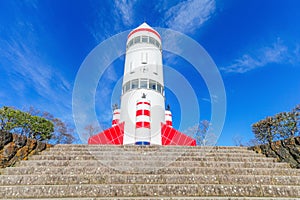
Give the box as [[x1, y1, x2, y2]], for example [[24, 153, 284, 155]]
[[54, 144, 249, 149], [48, 146, 251, 151], [1, 144, 299, 199], [5, 197, 299, 200], [0, 184, 299, 198], [3, 166, 300, 176], [48, 146, 251, 153], [28, 154, 276, 163], [49, 144, 249, 149], [17, 159, 289, 169], [1, 174, 299, 186], [40, 150, 266, 157], [47, 149, 256, 155]]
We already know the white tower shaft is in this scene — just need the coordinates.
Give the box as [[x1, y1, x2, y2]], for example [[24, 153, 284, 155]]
[[120, 23, 165, 145]]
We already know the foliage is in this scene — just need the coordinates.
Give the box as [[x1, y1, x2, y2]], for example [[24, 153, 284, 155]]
[[252, 104, 300, 144], [293, 104, 300, 132], [0, 106, 54, 141], [28, 107, 75, 144]]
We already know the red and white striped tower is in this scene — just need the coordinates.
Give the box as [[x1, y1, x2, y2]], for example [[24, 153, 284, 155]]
[[120, 22, 165, 145], [88, 22, 196, 146], [112, 109, 120, 126], [135, 97, 151, 145], [165, 110, 172, 127]]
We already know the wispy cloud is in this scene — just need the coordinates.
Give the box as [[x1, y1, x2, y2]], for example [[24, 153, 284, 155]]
[[91, 0, 216, 43], [163, 0, 216, 34], [91, 1, 137, 43], [0, 2, 72, 118], [221, 39, 299, 73], [114, 0, 137, 26]]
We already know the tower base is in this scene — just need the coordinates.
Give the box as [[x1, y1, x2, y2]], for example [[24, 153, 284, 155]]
[[88, 123, 196, 146]]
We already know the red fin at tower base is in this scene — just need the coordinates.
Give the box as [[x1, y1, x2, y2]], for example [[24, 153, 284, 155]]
[[161, 123, 196, 146], [88, 122, 124, 145], [88, 122, 196, 146]]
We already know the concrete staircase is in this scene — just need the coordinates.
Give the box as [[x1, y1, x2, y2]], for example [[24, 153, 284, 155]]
[[0, 144, 299, 199]]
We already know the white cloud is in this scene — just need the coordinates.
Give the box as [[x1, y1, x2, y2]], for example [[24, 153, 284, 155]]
[[221, 39, 298, 73], [90, 1, 137, 44], [91, 0, 217, 42], [1, 35, 71, 102], [0, 2, 72, 119], [164, 0, 216, 33], [291, 44, 300, 65], [114, 0, 137, 26]]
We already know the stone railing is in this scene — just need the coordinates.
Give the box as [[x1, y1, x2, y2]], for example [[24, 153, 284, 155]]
[[0, 130, 52, 168], [248, 136, 300, 168]]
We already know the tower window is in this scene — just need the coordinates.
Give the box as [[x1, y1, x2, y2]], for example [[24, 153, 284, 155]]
[[149, 37, 155, 45], [155, 40, 160, 48], [157, 83, 162, 94], [122, 79, 164, 96], [128, 39, 133, 48], [134, 36, 141, 44], [140, 79, 148, 89], [127, 36, 161, 51], [131, 79, 139, 89], [149, 80, 156, 90], [125, 82, 131, 92], [142, 36, 148, 43]]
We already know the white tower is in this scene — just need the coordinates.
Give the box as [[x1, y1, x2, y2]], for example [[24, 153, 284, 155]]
[[120, 23, 165, 145], [88, 23, 196, 146]]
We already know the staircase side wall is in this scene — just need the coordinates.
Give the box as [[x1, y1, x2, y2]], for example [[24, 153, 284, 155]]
[[248, 136, 300, 168], [0, 131, 52, 168]]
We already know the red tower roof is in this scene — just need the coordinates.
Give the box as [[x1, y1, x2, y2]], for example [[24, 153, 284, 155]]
[[128, 22, 161, 39]]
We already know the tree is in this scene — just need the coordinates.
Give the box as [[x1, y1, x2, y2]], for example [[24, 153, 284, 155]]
[[252, 116, 277, 144], [274, 112, 298, 139], [232, 134, 244, 146], [184, 120, 217, 146], [27, 107, 75, 144], [292, 104, 300, 136], [82, 123, 101, 142], [246, 138, 262, 146], [0, 106, 54, 141], [252, 105, 300, 144]]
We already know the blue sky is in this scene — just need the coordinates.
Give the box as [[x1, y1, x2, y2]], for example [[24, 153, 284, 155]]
[[1, 0, 300, 145]]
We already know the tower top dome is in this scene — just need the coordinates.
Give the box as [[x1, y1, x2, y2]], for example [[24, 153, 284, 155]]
[[128, 22, 160, 39], [136, 22, 154, 29]]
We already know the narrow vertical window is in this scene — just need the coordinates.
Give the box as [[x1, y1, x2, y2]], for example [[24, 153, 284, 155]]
[[130, 62, 133, 73], [153, 63, 158, 75], [141, 52, 147, 64]]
